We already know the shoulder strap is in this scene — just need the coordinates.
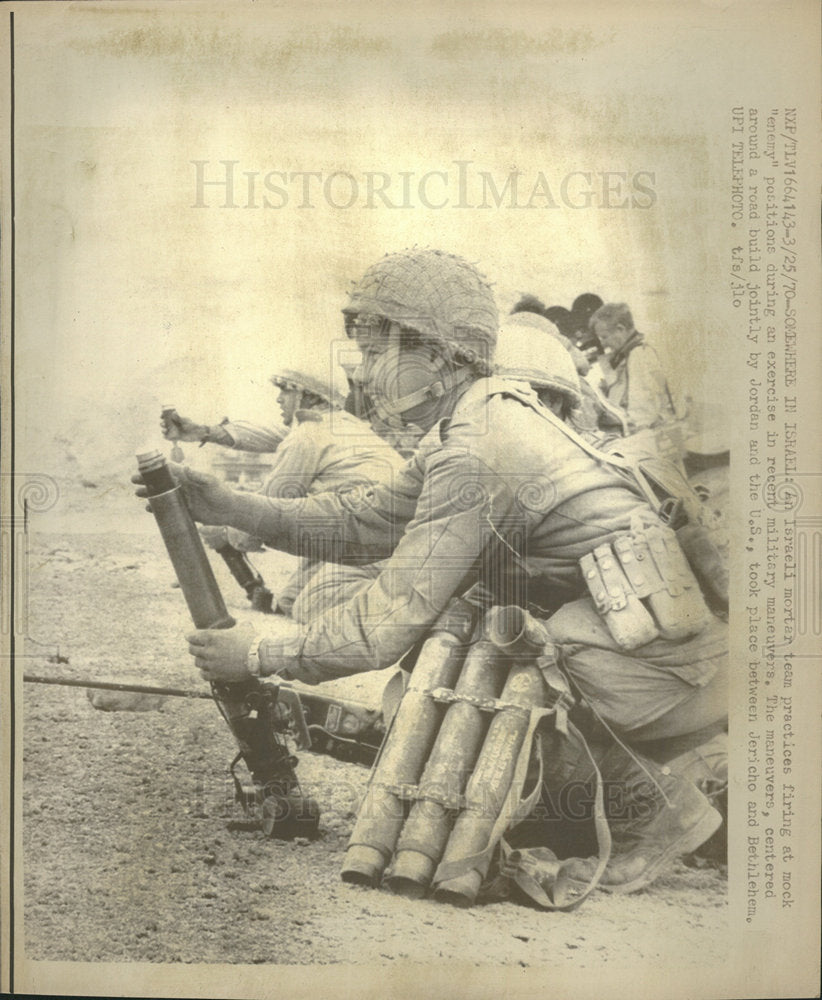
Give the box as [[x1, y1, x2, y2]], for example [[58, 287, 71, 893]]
[[587, 382, 630, 435], [498, 721, 612, 910], [503, 388, 664, 514]]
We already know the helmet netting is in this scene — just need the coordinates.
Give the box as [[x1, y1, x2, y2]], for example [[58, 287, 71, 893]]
[[345, 248, 499, 370]]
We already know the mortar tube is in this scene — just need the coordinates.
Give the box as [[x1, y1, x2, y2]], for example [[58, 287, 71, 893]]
[[386, 638, 509, 898], [432, 660, 546, 907], [341, 603, 476, 887], [136, 451, 319, 833], [137, 450, 235, 630]]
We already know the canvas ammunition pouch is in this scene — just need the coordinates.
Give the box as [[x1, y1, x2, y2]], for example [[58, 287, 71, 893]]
[[543, 598, 728, 732], [580, 520, 712, 651], [511, 389, 728, 616]]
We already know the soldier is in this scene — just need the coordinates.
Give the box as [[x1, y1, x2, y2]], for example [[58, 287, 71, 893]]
[[152, 248, 727, 894], [495, 320, 626, 439], [506, 309, 591, 378], [177, 360, 405, 614], [494, 320, 584, 417], [543, 304, 576, 339], [510, 292, 548, 317], [494, 321, 728, 868], [590, 301, 679, 434], [569, 292, 605, 364]]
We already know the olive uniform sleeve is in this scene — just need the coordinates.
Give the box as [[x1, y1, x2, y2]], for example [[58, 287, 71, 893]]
[[285, 443, 521, 683], [214, 423, 323, 551], [219, 420, 285, 453], [221, 468, 420, 564]]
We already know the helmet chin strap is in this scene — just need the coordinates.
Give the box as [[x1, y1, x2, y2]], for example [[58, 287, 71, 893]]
[[369, 327, 473, 431], [375, 370, 456, 418]]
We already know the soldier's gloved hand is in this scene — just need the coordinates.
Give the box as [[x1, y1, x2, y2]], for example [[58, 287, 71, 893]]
[[161, 410, 209, 443], [187, 621, 258, 682], [132, 463, 237, 524]]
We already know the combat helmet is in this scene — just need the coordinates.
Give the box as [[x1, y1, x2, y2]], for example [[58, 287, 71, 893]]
[[343, 248, 499, 371], [506, 311, 590, 376], [495, 321, 583, 409], [269, 361, 349, 410]]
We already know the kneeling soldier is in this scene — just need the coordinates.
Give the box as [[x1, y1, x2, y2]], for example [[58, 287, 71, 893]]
[[156, 248, 727, 894]]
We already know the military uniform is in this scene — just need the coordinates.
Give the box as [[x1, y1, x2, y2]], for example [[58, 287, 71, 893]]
[[213, 419, 285, 453], [178, 248, 725, 883], [598, 332, 677, 432], [211, 407, 405, 612], [220, 376, 727, 748]]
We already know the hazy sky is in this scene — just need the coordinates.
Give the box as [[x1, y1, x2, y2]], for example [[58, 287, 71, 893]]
[[11, 2, 797, 472]]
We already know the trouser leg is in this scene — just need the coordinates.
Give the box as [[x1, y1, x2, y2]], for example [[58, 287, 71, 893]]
[[275, 558, 315, 616], [626, 657, 728, 742], [513, 597, 729, 888]]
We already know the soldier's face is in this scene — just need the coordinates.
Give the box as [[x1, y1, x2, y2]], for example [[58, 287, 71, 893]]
[[276, 387, 301, 426], [345, 313, 452, 430], [592, 320, 629, 357], [344, 314, 395, 398]]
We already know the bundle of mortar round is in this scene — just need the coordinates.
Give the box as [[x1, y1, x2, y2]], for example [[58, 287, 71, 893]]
[[340, 597, 478, 887], [431, 606, 549, 907], [385, 621, 512, 898]]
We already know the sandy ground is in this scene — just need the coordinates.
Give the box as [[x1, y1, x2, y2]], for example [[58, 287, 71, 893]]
[[19, 482, 728, 976]]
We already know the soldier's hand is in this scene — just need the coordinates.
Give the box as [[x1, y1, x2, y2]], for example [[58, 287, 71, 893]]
[[132, 463, 236, 524], [187, 621, 257, 682], [161, 410, 209, 443]]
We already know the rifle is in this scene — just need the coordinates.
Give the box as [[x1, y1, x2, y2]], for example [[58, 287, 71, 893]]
[[22, 672, 383, 767]]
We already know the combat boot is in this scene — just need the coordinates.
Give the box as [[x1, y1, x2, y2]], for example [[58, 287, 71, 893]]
[[665, 730, 728, 785], [212, 679, 320, 839], [562, 743, 722, 893], [666, 731, 728, 863]]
